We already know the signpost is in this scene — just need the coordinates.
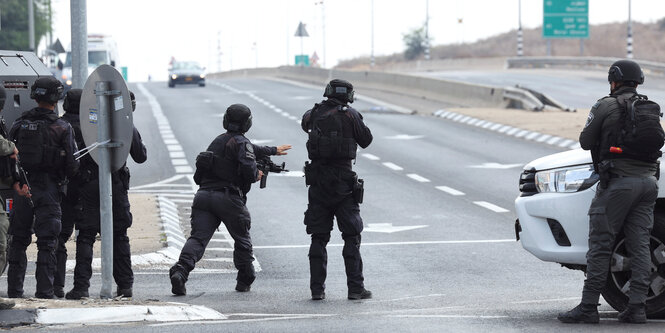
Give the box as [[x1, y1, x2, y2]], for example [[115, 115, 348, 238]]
[[79, 64, 133, 298]]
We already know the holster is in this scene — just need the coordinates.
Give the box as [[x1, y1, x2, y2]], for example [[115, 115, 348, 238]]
[[304, 161, 316, 186], [597, 160, 613, 189], [353, 177, 364, 204]]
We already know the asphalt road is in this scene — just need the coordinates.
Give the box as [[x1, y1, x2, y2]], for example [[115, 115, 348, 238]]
[[8, 75, 665, 331], [422, 68, 665, 110]]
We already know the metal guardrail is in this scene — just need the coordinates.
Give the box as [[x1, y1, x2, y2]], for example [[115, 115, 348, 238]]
[[507, 56, 665, 76]]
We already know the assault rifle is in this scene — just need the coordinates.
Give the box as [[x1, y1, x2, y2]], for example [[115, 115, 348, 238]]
[[256, 156, 288, 189], [13, 156, 33, 207]]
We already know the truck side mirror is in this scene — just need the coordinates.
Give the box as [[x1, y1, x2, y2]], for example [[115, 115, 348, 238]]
[[110, 60, 116, 67]]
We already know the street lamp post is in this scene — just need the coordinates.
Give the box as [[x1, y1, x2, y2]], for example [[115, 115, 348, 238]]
[[517, 0, 523, 57], [424, 0, 430, 60], [627, 0, 633, 59]]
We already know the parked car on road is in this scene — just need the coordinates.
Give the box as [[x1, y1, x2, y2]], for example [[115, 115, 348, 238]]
[[168, 61, 205, 88], [515, 148, 665, 317]]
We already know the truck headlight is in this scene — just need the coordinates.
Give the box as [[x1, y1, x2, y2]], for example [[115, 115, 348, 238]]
[[535, 164, 598, 193], [171, 74, 178, 80], [199, 74, 205, 79]]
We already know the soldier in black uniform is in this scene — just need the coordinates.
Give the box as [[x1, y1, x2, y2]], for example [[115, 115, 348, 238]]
[[169, 104, 291, 295], [66, 91, 147, 300], [302, 79, 373, 300], [7, 77, 79, 299], [558, 60, 662, 324], [54, 89, 85, 298]]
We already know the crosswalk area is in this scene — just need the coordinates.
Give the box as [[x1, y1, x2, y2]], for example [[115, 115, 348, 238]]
[[129, 174, 260, 273]]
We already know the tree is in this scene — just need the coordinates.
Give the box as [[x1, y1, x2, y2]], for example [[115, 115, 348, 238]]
[[0, 0, 50, 51], [402, 26, 431, 60]]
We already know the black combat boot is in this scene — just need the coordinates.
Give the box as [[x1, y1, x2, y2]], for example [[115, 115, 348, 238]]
[[65, 288, 89, 300], [169, 264, 187, 296], [348, 289, 372, 300], [117, 287, 133, 298], [235, 281, 251, 292], [618, 303, 647, 324], [312, 291, 325, 301], [557, 303, 599, 324], [54, 286, 64, 298]]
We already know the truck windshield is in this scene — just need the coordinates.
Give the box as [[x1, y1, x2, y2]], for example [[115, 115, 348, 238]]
[[64, 50, 109, 67]]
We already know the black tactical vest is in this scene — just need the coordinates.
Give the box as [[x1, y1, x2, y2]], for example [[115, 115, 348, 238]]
[[194, 133, 242, 191], [306, 104, 358, 161]]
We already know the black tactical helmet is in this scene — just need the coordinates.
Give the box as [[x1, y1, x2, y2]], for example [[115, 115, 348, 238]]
[[63, 89, 83, 114], [223, 104, 253, 133], [30, 76, 64, 104], [608, 59, 644, 85], [0, 85, 5, 110], [324, 79, 354, 103]]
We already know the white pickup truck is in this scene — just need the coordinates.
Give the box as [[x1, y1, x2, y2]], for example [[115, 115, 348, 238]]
[[515, 148, 665, 317]]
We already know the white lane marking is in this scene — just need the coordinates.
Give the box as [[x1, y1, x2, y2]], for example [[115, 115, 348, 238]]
[[362, 153, 380, 161], [249, 139, 273, 145], [202, 258, 233, 262], [172, 159, 189, 166], [558, 139, 574, 147], [511, 297, 579, 304], [467, 118, 480, 126], [288, 115, 298, 121], [364, 223, 428, 233], [253, 239, 514, 249], [452, 114, 464, 122], [570, 142, 581, 149], [167, 144, 183, 152], [468, 163, 523, 169], [271, 171, 305, 177], [389, 315, 508, 319], [436, 186, 465, 196], [384, 134, 424, 140], [474, 120, 487, 127], [524, 132, 541, 140], [175, 166, 193, 174], [481, 122, 495, 129], [498, 125, 512, 133], [506, 128, 520, 135], [473, 201, 510, 213], [150, 314, 335, 327], [383, 162, 403, 171], [489, 123, 502, 131], [514, 130, 529, 138], [169, 151, 185, 158], [407, 174, 430, 182], [536, 134, 551, 142], [459, 116, 471, 123], [546, 136, 562, 145], [164, 139, 179, 145]]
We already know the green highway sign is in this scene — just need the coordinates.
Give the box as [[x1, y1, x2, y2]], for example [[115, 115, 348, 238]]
[[543, 0, 589, 38]]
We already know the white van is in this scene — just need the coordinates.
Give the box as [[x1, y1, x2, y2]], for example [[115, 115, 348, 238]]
[[60, 34, 119, 90], [515, 148, 665, 317]]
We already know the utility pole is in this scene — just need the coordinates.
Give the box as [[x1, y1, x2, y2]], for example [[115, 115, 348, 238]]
[[627, 0, 633, 59], [424, 0, 430, 60], [71, 0, 88, 89], [370, 0, 375, 67], [517, 0, 523, 57], [28, 0, 35, 51]]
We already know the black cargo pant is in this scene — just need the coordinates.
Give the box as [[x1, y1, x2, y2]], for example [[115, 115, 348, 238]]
[[176, 189, 255, 286], [71, 178, 133, 292], [582, 175, 658, 305], [7, 179, 62, 298], [304, 177, 364, 295], [55, 182, 82, 291]]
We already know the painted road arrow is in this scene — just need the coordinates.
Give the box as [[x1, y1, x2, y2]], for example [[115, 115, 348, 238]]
[[364, 223, 428, 233]]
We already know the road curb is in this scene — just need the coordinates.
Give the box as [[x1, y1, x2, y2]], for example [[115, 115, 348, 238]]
[[432, 109, 581, 150]]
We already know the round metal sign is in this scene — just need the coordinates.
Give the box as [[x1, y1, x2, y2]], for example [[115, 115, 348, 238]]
[[79, 64, 133, 172]]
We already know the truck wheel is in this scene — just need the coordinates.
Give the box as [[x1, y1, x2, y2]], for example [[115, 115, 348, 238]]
[[168, 81, 175, 88], [602, 209, 665, 318]]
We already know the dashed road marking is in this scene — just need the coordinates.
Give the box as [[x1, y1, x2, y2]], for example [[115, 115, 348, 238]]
[[407, 174, 430, 183], [435, 186, 465, 196], [473, 201, 509, 213], [382, 162, 404, 171], [362, 153, 380, 161]]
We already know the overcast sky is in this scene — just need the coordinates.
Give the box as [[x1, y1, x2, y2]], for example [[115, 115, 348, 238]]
[[47, 0, 665, 82]]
